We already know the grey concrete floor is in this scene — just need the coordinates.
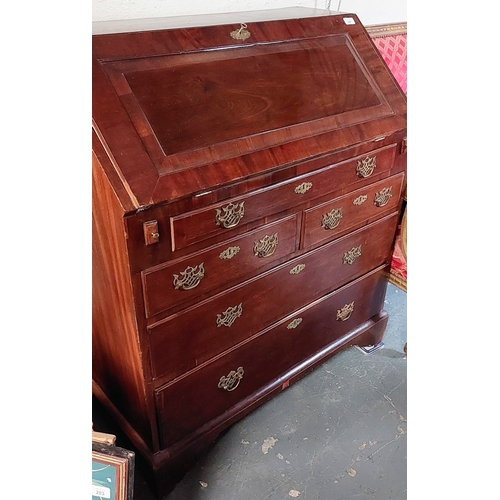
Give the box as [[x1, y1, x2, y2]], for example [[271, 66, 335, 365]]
[[94, 283, 407, 500]]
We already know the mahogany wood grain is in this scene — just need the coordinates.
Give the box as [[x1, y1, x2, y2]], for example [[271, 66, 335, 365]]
[[92, 10, 407, 497], [148, 116, 406, 205], [170, 144, 397, 251], [92, 151, 155, 449], [115, 38, 385, 159], [155, 265, 388, 446], [122, 139, 399, 275], [92, 13, 407, 207], [92, 58, 158, 208], [148, 212, 398, 385], [302, 172, 404, 248], [91, 130, 136, 214], [147, 305, 389, 497], [142, 214, 299, 318]]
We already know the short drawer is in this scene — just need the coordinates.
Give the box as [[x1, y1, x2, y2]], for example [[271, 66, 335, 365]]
[[170, 144, 397, 250], [155, 265, 388, 447], [303, 172, 404, 248], [148, 212, 398, 383], [142, 214, 299, 318]]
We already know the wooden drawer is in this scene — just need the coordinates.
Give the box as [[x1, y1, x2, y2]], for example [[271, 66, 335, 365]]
[[303, 172, 404, 248], [148, 212, 398, 383], [155, 264, 388, 447], [142, 214, 299, 318], [170, 144, 397, 250]]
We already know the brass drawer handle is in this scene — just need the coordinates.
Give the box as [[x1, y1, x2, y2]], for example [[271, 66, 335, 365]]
[[173, 263, 205, 290], [219, 246, 240, 260], [254, 233, 278, 258], [289, 263, 306, 275], [215, 201, 245, 229], [287, 318, 302, 329], [295, 182, 312, 194], [218, 367, 244, 391], [374, 187, 393, 207], [336, 301, 355, 321], [216, 303, 243, 328], [356, 155, 377, 178], [322, 208, 343, 230], [343, 245, 362, 265], [353, 195, 368, 206]]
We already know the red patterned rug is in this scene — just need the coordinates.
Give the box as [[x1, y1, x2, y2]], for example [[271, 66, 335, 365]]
[[371, 29, 407, 291]]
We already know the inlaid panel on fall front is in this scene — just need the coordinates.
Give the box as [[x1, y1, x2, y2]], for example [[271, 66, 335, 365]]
[[154, 264, 388, 447], [104, 34, 393, 170], [148, 212, 398, 384]]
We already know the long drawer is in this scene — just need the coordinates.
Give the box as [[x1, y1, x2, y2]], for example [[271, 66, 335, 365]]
[[155, 264, 389, 447], [170, 144, 397, 250], [148, 212, 398, 383], [142, 214, 299, 318]]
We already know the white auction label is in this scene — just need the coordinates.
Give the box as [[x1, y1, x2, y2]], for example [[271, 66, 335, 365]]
[[92, 484, 111, 498], [343, 17, 356, 25]]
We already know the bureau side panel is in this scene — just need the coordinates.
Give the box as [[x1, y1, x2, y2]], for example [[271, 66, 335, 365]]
[[92, 148, 154, 450]]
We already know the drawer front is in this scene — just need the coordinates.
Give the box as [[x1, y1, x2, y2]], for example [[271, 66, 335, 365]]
[[148, 212, 398, 383], [303, 172, 404, 248], [155, 265, 388, 447], [142, 214, 299, 318], [170, 144, 397, 250]]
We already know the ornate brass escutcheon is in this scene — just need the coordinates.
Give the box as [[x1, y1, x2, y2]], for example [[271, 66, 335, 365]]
[[254, 233, 279, 258], [294, 182, 313, 194], [289, 263, 306, 275], [215, 201, 245, 229], [216, 303, 243, 328], [356, 155, 377, 178], [322, 208, 343, 230], [173, 263, 205, 290], [219, 246, 240, 260], [287, 318, 303, 329], [230, 23, 251, 41], [218, 366, 244, 391], [374, 187, 393, 207], [353, 194, 368, 206], [342, 245, 362, 265], [336, 301, 355, 321]]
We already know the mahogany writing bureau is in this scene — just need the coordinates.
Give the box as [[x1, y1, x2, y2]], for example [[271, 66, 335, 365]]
[[92, 8, 407, 496]]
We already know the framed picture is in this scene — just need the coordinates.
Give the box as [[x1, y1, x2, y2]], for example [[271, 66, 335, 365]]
[[92, 442, 135, 500]]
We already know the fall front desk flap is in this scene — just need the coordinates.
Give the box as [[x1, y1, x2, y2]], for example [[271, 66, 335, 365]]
[[92, 10, 407, 207]]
